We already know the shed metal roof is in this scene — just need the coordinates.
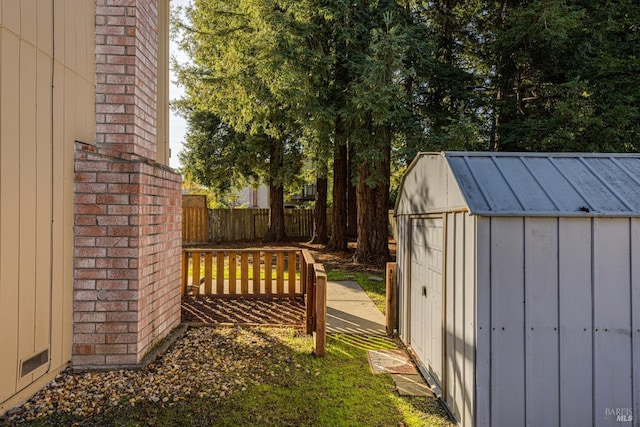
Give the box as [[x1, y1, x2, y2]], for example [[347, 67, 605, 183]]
[[443, 152, 640, 216]]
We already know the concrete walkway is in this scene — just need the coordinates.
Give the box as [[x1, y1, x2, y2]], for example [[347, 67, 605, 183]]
[[326, 280, 387, 336]]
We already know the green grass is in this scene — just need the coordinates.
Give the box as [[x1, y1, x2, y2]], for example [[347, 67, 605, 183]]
[[18, 328, 452, 427], [327, 270, 387, 314]]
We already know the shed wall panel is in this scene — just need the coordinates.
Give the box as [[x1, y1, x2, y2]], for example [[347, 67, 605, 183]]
[[462, 213, 475, 427], [444, 211, 476, 427], [474, 217, 491, 427], [453, 213, 465, 420], [524, 218, 559, 427], [631, 219, 640, 422], [397, 216, 410, 343], [445, 213, 455, 409], [558, 219, 593, 427], [444, 213, 458, 408], [395, 154, 467, 215], [490, 218, 525, 427], [593, 218, 633, 422]]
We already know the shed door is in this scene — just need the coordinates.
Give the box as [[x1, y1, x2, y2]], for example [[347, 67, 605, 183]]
[[410, 217, 444, 387]]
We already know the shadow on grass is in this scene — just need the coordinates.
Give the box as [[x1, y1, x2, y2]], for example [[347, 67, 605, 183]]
[[9, 328, 452, 427]]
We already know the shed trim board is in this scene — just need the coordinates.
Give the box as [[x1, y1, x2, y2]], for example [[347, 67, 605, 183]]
[[395, 152, 640, 427]]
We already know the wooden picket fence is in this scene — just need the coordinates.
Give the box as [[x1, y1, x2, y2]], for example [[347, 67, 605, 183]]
[[181, 248, 302, 297], [181, 248, 326, 355], [181, 205, 330, 244], [208, 209, 316, 242]]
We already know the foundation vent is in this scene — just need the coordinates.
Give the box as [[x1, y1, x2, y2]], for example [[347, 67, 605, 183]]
[[21, 349, 49, 377]]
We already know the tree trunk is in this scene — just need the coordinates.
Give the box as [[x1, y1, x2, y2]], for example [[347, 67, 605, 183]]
[[264, 138, 286, 242], [310, 175, 328, 244], [326, 119, 348, 251], [354, 137, 391, 265], [347, 143, 357, 239]]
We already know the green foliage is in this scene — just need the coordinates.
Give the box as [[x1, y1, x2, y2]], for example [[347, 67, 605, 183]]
[[173, 0, 640, 251], [172, 0, 307, 216]]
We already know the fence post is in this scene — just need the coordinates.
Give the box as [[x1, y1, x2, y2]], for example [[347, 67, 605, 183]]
[[386, 262, 397, 336], [313, 265, 326, 357], [302, 250, 315, 334], [181, 251, 189, 296]]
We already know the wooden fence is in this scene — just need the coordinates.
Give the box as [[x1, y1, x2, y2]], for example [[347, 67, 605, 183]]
[[208, 209, 316, 242], [302, 250, 326, 356], [181, 196, 397, 244], [182, 207, 322, 244], [182, 195, 208, 243], [181, 248, 326, 355], [182, 248, 302, 297]]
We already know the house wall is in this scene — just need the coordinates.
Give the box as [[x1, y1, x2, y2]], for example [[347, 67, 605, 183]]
[[0, 0, 95, 413], [72, 0, 181, 368], [475, 216, 640, 427]]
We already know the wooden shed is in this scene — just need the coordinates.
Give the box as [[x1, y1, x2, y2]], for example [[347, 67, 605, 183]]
[[394, 152, 640, 427]]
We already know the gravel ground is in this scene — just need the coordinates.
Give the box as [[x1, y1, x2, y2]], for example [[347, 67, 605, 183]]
[[2, 327, 299, 425]]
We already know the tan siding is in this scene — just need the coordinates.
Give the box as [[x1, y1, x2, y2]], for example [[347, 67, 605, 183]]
[[2, 1, 20, 34], [37, 0, 52, 56], [63, 0, 76, 71], [0, 29, 21, 404], [50, 60, 66, 370], [53, 0, 65, 62], [21, 0, 37, 45], [156, 0, 170, 165], [35, 50, 53, 361], [17, 39, 39, 391], [75, 0, 87, 79], [0, 0, 94, 412]]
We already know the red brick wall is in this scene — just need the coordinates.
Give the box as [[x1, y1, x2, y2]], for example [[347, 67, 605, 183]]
[[72, 0, 182, 368], [95, 0, 158, 160], [74, 143, 182, 367]]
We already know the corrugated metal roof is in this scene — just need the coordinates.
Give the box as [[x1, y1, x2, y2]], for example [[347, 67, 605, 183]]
[[444, 152, 640, 216]]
